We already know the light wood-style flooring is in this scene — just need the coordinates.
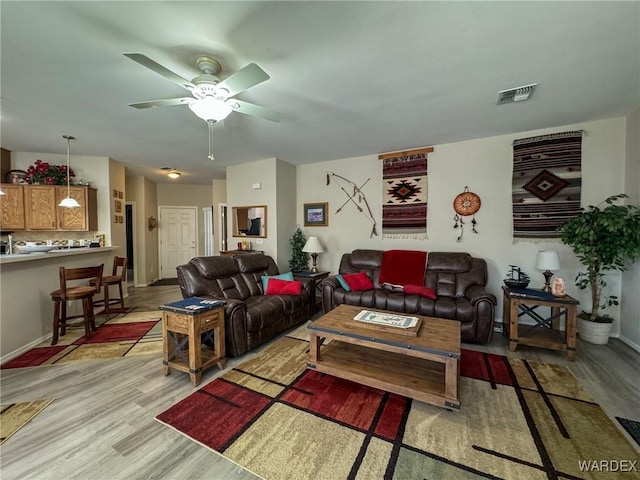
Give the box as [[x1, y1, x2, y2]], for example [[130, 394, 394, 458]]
[[1, 285, 638, 479]]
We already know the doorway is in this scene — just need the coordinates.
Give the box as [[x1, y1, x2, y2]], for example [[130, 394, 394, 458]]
[[125, 203, 134, 283], [159, 206, 198, 279]]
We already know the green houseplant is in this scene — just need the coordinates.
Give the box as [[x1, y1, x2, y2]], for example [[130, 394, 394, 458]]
[[289, 226, 310, 272], [558, 194, 640, 343]]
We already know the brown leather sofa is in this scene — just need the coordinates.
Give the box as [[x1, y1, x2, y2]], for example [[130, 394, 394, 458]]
[[177, 253, 311, 357], [320, 250, 497, 343]]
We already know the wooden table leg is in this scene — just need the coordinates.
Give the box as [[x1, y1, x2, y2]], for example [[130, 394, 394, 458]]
[[189, 316, 202, 386], [565, 305, 577, 361], [309, 331, 319, 362], [444, 357, 459, 405], [502, 291, 510, 337], [162, 313, 170, 376], [509, 299, 519, 352]]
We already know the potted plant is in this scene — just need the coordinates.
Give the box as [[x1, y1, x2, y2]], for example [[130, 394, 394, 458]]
[[558, 194, 640, 344], [289, 226, 310, 272]]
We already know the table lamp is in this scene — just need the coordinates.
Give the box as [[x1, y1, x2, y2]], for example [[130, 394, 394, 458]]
[[302, 236, 324, 273], [536, 250, 560, 292]]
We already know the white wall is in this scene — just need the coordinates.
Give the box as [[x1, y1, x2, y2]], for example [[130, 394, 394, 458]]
[[227, 158, 278, 257], [297, 117, 629, 334], [621, 107, 640, 350]]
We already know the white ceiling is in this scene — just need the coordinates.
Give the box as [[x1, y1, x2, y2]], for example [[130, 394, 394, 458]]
[[2, 1, 639, 185]]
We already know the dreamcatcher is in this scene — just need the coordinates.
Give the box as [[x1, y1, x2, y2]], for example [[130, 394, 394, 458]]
[[453, 186, 481, 242]]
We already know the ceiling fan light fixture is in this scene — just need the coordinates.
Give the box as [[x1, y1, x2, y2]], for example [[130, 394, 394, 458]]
[[188, 97, 233, 122], [167, 170, 181, 179]]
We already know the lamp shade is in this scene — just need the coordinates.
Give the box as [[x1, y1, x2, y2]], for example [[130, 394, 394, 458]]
[[536, 250, 560, 271], [302, 236, 323, 254]]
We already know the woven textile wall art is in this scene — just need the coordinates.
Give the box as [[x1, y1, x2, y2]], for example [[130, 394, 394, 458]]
[[380, 147, 430, 239], [512, 131, 583, 240]]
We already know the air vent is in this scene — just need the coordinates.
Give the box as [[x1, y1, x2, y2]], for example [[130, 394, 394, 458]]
[[497, 83, 537, 104]]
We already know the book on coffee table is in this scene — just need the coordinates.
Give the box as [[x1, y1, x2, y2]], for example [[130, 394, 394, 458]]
[[353, 310, 422, 336]]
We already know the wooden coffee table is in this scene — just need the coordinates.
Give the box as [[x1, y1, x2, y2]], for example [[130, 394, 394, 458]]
[[307, 304, 461, 410]]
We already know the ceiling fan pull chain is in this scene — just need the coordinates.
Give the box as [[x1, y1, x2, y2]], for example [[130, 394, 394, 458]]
[[208, 120, 215, 161]]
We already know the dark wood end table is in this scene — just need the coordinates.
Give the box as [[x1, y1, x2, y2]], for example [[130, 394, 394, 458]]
[[293, 270, 330, 313]]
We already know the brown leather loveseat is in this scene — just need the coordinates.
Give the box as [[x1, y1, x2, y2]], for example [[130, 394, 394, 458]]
[[177, 253, 311, 357], [320, 250, 497, 343]]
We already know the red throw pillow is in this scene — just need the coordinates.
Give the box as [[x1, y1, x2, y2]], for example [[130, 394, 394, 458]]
[[342, 272, 375, 291], [265, 278, 302, 295], [403, 284, 437, 300]]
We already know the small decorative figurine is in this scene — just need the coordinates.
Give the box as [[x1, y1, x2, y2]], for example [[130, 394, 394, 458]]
[[552, 277, 566, 297]]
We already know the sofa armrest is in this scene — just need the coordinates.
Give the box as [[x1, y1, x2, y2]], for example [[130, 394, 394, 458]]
[[466, 285, 497, 306], [320, 276, 341, 313]]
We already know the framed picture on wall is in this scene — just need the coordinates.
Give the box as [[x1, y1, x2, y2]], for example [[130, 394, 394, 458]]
[[114, 200, 122, 213], [113, 189, 118, 198], [304, 202, 329, 227], [118, 190, 123, 199]]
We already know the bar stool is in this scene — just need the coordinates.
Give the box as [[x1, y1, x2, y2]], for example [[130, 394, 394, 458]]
[[91, 256, 127, 318], [50, 264, 104, 345]]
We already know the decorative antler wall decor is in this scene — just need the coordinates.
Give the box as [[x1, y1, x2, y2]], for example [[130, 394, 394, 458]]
[[452, 186, 481, 242], [326, 171, 378, 237]]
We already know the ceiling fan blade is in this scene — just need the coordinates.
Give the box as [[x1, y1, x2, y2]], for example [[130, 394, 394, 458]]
[[128, 98, 191, 109], [230, 99, 283, 122], [217, 63, 270, 98], [124, 53, 194, 91]]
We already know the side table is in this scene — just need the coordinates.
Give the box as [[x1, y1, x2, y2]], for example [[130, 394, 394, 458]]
[[293, 270, 330, 314], [159, 297, 226, 386], [502, 286, 579, 361]]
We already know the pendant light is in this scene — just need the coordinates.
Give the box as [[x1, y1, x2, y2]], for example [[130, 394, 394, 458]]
[[58, 135, 80, 208]]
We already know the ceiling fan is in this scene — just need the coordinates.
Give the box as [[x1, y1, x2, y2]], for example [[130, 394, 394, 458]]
[[124, 53, 282, 123], [125, 53, 282, 161]]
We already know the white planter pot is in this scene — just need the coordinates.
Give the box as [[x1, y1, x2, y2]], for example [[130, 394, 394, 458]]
[[577, 317, 612, 345]]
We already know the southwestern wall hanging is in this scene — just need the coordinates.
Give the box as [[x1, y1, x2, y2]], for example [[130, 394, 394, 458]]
[[326, 172, 377, 237], [453, 186, 481, 242], [379, 146, 432, 239], [512, 131, 582, 240]]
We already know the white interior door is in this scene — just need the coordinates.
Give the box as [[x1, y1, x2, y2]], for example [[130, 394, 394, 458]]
[[159, 206, 197, 279]]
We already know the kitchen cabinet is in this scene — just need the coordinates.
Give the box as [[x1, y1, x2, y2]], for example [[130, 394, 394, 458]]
[[0, 184, 26, 230], [56, 186, 98, 231], [23, 185, 98, 231]]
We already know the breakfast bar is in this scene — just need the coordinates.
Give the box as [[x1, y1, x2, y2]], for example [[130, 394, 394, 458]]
[[0, 246, 121, 361]]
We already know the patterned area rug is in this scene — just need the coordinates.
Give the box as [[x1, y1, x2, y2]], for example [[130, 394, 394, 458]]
[[156, 334, 638, 480], [0, 400, 54, 445], [1, 308, 162, 369]]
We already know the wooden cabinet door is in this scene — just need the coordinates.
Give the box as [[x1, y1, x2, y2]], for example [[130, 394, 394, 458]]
[[0, 184, 25, 230], [56, 186, 88, 230], [25, 185, 57, 230]]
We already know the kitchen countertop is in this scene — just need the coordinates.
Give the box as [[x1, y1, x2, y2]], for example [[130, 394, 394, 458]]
[[0, 246, 119, 264]]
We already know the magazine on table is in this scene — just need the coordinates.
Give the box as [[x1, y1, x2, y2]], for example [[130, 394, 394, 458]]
[[354, 310, 419, 329], [160, 297, 226, 314]]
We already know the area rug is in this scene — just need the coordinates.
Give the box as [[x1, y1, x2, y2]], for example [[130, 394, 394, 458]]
[[156, 335, 638, 480], [616, 417, 640, 448], [0, 400, 54, 445], [512, 130, 582, 240], [1, 308, 162, 369]]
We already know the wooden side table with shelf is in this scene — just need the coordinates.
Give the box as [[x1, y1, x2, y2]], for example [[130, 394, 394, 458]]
[[159, 298, 226, 386], [502, 286, 579, 361]]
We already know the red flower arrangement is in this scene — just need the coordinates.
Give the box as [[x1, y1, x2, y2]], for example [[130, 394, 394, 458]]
[[24, 159, 75, 185]]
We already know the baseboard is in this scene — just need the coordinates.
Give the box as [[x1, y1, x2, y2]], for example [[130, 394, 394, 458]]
[[617, 334, 640, 353], [0, 334, 51, 365]]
